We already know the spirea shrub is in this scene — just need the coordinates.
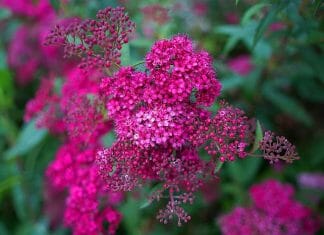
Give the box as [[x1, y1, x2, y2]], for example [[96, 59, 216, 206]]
[[219, 179, 320, 235], [26, 5, 302, 234]]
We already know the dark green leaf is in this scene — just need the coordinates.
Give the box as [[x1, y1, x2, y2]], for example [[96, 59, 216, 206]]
[[0, 175, 21, 194], [50, 0, 60, 12], [12, 184, 27, 221], [253, 3, 285, 47], [263, 83, 313, 126], [226, 157, 262, 185]]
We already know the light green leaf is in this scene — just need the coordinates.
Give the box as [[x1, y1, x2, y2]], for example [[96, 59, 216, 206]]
[[5, 119, 47, 159], [101, 131, 116, 147], [251, 120, 263, 153], [242, 3, 270, 25], [0, 8, 11, 20], [120, 43, 130, 66]]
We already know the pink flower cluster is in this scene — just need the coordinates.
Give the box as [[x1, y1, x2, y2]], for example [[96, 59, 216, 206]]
[[0, 0, 54, 20], [23, 6, 136, 234], [97, 35, 255, 225], [45, 6, 135, 71], [26, 65, 123, 234], [3, 0, 73, 85], [219, 179, 320, 235]]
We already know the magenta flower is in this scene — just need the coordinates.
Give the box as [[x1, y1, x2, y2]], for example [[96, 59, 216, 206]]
[[1, 0, 54, 20], [219, 179, 320, 235], [97, 35, 258, 225]]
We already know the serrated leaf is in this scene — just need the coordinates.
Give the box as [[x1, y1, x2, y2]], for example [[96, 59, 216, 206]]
[[242, 3, 270, 25], [5, 119, 47, 159], [251, 120, 263, 153]]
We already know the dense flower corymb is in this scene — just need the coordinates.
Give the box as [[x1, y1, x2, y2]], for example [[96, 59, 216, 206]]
[[97, 35, 258, 225], [219, 179, 320, 235]]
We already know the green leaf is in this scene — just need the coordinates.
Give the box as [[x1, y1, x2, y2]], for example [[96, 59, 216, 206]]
[[223, 36, 239, 55], [253, 3, 285, 47], [50, 0, 60, 12], [236, 0, 240, 5], [5, 119, 47, 159], [0, 8, 11, 20], [139, 183, 163, 209], [101, 131, 116, 147], [120, 196, 141, 235], [12, 184, 27, 221], [226, 157, 262, 185], [0, 222, 9, 235], [263, 83, 313, 126], [251, 120, 263, 153], [0, 175, 21, 194], [220, 75, 243, 92], [242, 3, 270, 25]]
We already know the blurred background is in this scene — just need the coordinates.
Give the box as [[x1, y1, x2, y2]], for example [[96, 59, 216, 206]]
[[0, 0, 323, 234]]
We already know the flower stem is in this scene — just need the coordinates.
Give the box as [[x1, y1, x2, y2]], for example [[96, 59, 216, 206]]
[[132, 61, 145, 67], [214, 161, 224, 174]]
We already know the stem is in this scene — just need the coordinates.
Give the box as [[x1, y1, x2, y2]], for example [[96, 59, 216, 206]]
[[248, 153, 263, 157], [214, 161, 224, 174], [132, 61, 145, 67], [113, 63, 121, 69]]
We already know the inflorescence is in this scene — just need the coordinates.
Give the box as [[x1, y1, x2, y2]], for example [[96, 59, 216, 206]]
[[24, 5, 302, 232], [219, 179, 320, 235]]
